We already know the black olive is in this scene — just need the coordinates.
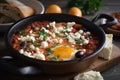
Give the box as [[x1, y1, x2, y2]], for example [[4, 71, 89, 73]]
[[75, 51, 85, 58], [20, 42, 26, 49]]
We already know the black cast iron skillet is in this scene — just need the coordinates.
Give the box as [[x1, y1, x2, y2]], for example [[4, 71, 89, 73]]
[[0, 13, 117, 75]]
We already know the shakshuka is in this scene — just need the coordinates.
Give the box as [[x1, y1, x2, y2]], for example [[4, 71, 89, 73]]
[[12, 21, 99, 61]]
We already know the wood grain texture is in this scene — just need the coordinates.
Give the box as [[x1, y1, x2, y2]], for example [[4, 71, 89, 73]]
[[87, 44, 120, 72]]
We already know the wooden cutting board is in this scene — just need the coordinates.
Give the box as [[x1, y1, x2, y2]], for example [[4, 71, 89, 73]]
[[87, 43, 120, 72]]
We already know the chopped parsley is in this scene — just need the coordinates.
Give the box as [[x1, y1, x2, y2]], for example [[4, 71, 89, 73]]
[[38, 29, 49, 39], [52, 43, 58, 48], [75, 39, 82, 44], [46, 48, 54, 55], [63, 33, 67, 38], [51, 55, 59, 61], [55, 33, 62, 37], [31, 41, 40, 47], [20, 30, 27, 36]]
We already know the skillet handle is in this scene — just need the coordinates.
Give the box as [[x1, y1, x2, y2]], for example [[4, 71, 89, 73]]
[[0, 56, 42, 76], [0, 34, 42, 75], [92, 14, 118, 27]]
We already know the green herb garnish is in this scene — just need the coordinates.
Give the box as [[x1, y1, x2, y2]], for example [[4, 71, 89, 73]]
[[31, 41, 40, 47], [75, 39, 82, 44], [51, 55, 59, 61], [52, 43, 58, 48], [55, 33, 62, 37], [46, 48, 54, 55], [38, 29, 49, 40], [63, 33, 67, 38], [20, 30, 27, 36]]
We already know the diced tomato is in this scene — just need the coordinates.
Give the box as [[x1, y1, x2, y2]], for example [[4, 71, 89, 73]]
[[40, 48, 47, 54], [89, 39, 98, 45], [25, 25, 31, 33], [73, 23, 82, 30], [71, 28, 77, 33]]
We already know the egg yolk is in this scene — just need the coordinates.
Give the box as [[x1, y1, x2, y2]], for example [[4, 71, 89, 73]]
[[53, 46, 74, 60]]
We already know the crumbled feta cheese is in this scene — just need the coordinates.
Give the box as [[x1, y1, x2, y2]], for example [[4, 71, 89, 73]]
[[50, 21, 56, 27], [66, 26, 73, 32], [50, 22, 58, 33], [39, 35, 44, 40], [29, 30, 33, 34], [65, 32, 69, 36], [83, 39, 89, 45], [75, 32, 81, 39], [33, 53, 45, 60], [36, 47, 40, 52], [62, 22, 75, 32], [41, 41, 48, 48], [69, 33, 75, 38], [67, 22, 75, 27], [74, 70, 104, 80], [28, 35, 35, 42], [18, 35, 35, 42], [51, 33, 56, 38], [46, 25, 50, 28], [67, 35, 75, 44], [35, 47, 43, 54], [30, 45, 35, 50], [19, 49, 24, 54], [45, 37, 50, 41], [18, 36, 26, 42], [81, 36, 85, 40], [79, 43, 83, 46], [53, 39, 58, 43], [24, 51, 32, 58], [59, 39, 63, 43], [78, 30, 83, 34]]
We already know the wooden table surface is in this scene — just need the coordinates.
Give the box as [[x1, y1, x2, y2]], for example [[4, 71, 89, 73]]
[[0, 0, 120, 80]]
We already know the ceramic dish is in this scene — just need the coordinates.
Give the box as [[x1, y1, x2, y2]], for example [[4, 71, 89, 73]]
[[0, 0, 44, 32]]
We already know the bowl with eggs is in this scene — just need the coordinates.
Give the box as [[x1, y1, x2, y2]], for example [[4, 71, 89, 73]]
[[3, 13, 116, 75]]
